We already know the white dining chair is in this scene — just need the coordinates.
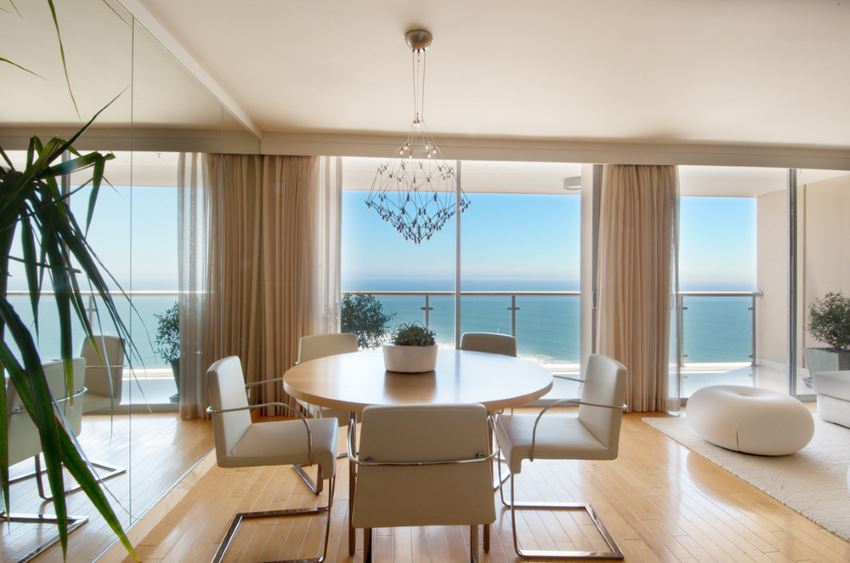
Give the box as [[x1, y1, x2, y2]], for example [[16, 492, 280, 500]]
[[206, 356, 338, 563], [494, 353, 627, 560], [292, 332, 358, 494], [460, 331, 518, 493], [80, 335, 124, 414], [460, 332, 517, 357], [349, 403, 496, 563], [4, 359, 90, 554]]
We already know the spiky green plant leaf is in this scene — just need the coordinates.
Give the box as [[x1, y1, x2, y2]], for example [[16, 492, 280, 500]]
[[0, 117, 139, 561]]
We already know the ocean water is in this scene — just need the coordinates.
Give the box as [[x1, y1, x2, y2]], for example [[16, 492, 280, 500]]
[[6, 295, 177, 369], [349, 289, 755, 365], [5, 291, 755, 369]]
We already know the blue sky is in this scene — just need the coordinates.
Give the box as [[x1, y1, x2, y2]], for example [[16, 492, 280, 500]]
[[343, 191, 757, 291], [5, 185, 179, 292], [7, 184, 756, 293], [678, 197, 756, 290]]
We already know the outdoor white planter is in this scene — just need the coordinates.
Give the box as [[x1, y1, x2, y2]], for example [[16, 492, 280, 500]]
[[804, 347, 850, 388], [383, 344, 438, 373]]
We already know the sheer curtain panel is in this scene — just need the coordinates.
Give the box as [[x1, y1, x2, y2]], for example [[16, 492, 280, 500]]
[[596, 164, 679, 412], [314, 156, 343, 333], [177, 153, 211, 419]]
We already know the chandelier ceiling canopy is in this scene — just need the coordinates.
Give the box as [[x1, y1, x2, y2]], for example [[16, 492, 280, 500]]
[[365, 28, 469, 244]]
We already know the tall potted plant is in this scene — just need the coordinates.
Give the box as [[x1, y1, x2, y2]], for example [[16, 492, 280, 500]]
[[154, 303, 180, 402], [0, 118, 137, 560], [1, 2, 137, 559], [341, 293, 394, 349], [805, 291, 850, 380]]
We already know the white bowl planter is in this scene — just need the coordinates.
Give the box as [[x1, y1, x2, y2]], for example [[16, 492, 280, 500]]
[[383, 344, 438, 373]]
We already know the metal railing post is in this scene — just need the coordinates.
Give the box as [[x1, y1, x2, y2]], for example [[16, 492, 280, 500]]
[[508, 294, 519, 337], [421, 294, 432, 330], [750, 294, 757, 367], [676, 294, 685, 371]]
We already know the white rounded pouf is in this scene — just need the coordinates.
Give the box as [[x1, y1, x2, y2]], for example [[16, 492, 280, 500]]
[[687, 385, 814, 456]]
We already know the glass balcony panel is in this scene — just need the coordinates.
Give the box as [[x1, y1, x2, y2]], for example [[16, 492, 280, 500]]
[[427, 295, 455, 347], [682, 295, 753, 365], [460, 295, 511, 338], [515, 294, 579, 368]]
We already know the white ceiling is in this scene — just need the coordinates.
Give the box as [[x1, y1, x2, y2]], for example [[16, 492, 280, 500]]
[[138, 0, 850, 148], [0, 0, 238, 130]]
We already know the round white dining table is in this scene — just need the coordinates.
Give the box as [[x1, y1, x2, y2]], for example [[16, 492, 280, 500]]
[[283, 348, 553, 413], [283, 348, 554, 555]]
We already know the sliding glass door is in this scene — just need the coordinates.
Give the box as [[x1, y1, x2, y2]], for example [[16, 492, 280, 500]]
[[677, 166, 790, 398], [340, 158, 585, 400], [341, 157, 457, 347], [795, 168, 850, 397]]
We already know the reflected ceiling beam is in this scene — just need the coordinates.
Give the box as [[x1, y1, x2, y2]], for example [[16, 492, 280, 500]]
[[120, 0, 261, 138], [262, 132, 850, 171]]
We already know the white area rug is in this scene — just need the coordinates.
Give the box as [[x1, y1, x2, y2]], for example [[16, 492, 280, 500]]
[[643, 414, 850, 541]]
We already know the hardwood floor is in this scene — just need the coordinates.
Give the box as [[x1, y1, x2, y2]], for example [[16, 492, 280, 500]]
[[0, 413, 212, 563], [98, 409, 850, 562]]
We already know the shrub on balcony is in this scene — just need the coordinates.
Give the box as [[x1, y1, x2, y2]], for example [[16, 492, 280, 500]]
[[341, 294, 394, 349], [154, 303, 180, 362], [809, 291, 850, 351]]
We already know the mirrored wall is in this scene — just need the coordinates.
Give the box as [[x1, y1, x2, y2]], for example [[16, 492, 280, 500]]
[[0, 0, 258, 560]]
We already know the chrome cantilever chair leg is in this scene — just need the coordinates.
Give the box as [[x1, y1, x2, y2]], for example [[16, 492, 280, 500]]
[[292, 452, 347, 495], [26, 455, 126, 501], [292, 463, 323, 495], [212, 475, 336, 563], [487, 415, 511, 492], [0, 512, 88, 563], [497, 450, 623, 560]]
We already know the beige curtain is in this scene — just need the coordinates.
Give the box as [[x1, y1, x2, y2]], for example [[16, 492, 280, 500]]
[[203, 154, 321, 413], [596, 164, 679, 412]]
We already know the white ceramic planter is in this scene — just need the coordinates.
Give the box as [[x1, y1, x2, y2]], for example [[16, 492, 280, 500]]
[[383, 344, 438, 373]]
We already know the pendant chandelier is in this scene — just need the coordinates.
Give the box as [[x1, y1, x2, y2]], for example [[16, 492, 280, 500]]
[[366, 28, 469, 244]]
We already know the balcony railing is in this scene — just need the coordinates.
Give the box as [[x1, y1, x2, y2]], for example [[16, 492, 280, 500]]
[[344, 290, 762, 369], [6, 289, 181, 377], [7, 289, 762, 372]]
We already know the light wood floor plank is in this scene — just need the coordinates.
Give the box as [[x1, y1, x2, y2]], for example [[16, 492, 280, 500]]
[[96, 410, 850, 562]]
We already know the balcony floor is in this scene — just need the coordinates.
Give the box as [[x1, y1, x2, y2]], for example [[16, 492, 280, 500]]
[[682, 362, 811, 398]]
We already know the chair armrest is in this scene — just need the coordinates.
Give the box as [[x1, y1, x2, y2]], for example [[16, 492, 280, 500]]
[[244, 378, 284, 388], [10, 387, 88, 415], [527, 398, 626, 462], [347, 418, 495, 467], [244, 377, 284, 400], [553, 375, 584, 383], [207, 401, 313, 464]]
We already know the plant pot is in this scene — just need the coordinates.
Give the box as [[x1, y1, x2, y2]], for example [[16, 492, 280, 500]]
[[805, 347, 850, 373], [169, 358, 180, 403], [382, 344, 438, 373], [804, 347, 850, 388]]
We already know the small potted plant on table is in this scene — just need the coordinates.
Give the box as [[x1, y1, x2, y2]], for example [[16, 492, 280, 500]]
[[154, 303, 181, 402], [805, 291, 850, 384], [383, 322, 438, 373]]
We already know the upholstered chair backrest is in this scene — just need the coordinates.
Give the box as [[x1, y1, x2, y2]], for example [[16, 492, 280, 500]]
[[460, 332, 517, 357], [80, 335, 124, 399], [207, 357, 252, 463], [298, 333, 359, 364], [578, 354, 627, 456], [352, 404, 496, 529], [8, 358, 86, 465]]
